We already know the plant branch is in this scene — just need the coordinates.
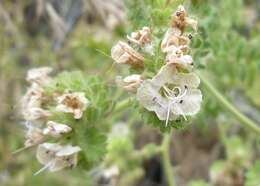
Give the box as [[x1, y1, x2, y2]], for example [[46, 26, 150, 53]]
[[198, 72, 260, 135], [161, 131, 176, 186]]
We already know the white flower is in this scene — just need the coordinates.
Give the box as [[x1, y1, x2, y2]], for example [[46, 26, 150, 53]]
[[116, 74, 143, 93], [111, 41, 145, 68], [26, 67, 53, 86], [24, 125, 45, 147], [35, 143, 81, 174], [161, 28, 190, 53], [56, 91, 90, 119], [166, 49, 194, 71], [43, 121, 72, 138], [171, 5, 198, 32], [136, 63, 202, 125]]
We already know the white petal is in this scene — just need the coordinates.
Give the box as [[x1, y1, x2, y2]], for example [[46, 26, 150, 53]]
[[36, 143, 62, 165]]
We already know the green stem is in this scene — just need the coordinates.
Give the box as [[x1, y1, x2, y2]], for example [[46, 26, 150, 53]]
[[114, 97, 134, 113], [161, 131, 176, 186], [198, 72, 260, 135]]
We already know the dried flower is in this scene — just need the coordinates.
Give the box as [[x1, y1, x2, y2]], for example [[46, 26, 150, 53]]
[[22, 107, 52, 121], [116, 74, 143, 93], [111, 41, 145, 68], [35, 143, 81, 174], [24, 125, 45, 148], [171, 5, 198, 32], [26, 67, 53, 86], [161, 28, 190, 53], [43, 121, 72, 138], [56, 91, 90, 119], [127, 26, 152, 46], [136, 64, 202, 125], [166, 50, 193, 71]]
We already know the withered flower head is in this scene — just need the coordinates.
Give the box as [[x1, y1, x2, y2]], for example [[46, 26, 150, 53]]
[[111, 41, 145, 68], [26, 67, 53, 86], [127, 26, 152, 46], [56, 91, 90, 119], [171, 5, 198, 33], [116, 74, 143, 93]]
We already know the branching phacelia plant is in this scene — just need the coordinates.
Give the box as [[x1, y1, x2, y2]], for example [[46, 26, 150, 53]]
[[112, 5, 202, 131]]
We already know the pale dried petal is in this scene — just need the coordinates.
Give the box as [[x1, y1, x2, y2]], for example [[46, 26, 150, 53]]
[[127, 26, 152, 46], [56, 91, 90, 119], [26, 67, 52, 86], [111, 41, 144, 68], [36, 143, 62, 165], [23, 107, 52, 121], [116, 74, 143, 93], [43, 121, 72, 138], [24, 126, 45, 147]]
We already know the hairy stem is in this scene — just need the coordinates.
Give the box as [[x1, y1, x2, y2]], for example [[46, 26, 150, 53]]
[[161, 131, 176, 186], [198, 72, 260, 135], [114, 97, 134, 113]]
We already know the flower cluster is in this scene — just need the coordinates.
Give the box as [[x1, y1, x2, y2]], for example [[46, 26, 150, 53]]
[[111, 5, 202, 128], [19, 67, 91, 173]]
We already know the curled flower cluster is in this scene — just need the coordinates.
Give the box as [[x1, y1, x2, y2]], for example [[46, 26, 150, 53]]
[[111, 5, 202, 127], [19, 67, 91, 173]]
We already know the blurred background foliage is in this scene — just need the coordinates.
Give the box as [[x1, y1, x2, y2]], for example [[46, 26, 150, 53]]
[[0, 0, 260, 186]]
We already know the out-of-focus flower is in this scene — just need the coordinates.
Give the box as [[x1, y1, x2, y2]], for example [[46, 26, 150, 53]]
[[171, 5, 197, 32], [127, 26, 152, 46], [166, 49, 193, 71], [56, 91, 90, 119], [24, 125, 45, 148], [111, 41, 145, 68], [137, 63, 202, 125], [36, 143, 81, 174], [161, 28, 191, 53], [23, 107, 52, 121], [26, 67, 53, 86], [116, 74, 143, 93], [43, 121, 72, 138]]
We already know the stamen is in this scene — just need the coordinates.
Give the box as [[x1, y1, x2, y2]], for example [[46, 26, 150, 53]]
[[34, 161, 52, 176]]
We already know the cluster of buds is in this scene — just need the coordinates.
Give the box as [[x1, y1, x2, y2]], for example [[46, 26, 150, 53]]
[[111, 5, 202, 127], [18, 67, 91, 174]]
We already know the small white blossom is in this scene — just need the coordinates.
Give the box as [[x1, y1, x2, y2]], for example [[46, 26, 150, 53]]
[[35, 143, 81, 174], [26, 67, 53, 86], [56, 91, 90, 119], [43, 121, 72, 138], [166, 49, 194, 71], [111, 41, 145, 68], [116, 74, 143, 93], [136, 63, 202, 125]]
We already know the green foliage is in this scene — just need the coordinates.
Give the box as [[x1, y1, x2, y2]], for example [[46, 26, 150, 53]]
[[187, 180, 210, 186], [45, 71, 113, 170], [245, 161, 260, 186]]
